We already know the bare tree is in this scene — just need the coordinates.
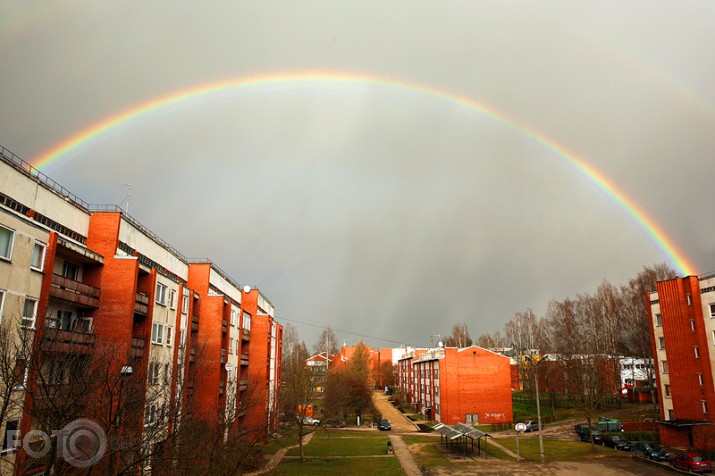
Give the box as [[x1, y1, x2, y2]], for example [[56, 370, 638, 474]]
[[312, 327, 339, 356], [443, 323, 473, 348]]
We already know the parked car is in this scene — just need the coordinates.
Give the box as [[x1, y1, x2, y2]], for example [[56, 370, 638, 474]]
[[670, 452, 712, 473], [325, 418, 346, 428], [297, 416, 320, 426], [577, 428, 603, 444], [523, 420, 543, 432], [632, 442, 669, 462], [601, 434, 631, 451], [378, 419, 391, 431]]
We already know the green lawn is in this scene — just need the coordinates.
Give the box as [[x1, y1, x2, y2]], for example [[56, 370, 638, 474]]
[[269, 457, 403, 475], [497, 437, 630, 462], [285, 432, 390, 457]]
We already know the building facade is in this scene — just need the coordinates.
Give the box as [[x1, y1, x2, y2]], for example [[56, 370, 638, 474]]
[[649, 273, 715, 449], [0, 146, 282, 474]]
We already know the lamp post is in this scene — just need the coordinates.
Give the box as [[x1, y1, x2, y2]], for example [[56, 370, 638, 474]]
[[525, 356, 544, 463]]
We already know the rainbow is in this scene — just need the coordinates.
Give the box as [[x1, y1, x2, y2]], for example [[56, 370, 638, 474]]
[[30, 71, 697, 275]]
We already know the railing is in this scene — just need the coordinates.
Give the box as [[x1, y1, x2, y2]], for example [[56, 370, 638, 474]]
[[50, 274, 100, 307], [220, 349, 226, 364], [0, 144, 90, 210], [189, 346, 197, 363], [239, 380, 248, 391], [222, 320, 227, 333], [241, 353, 249, 366], [135, 292, 149, 315], [130, 336, 145, 359], [241, 329, 250, 341], [219, 381, 225, 395], [41, 328, 96, 352]]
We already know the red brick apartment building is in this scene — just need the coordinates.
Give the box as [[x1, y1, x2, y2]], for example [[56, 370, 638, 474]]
[[649, 273, 715, 449], [0, 146, 282, 474], [397, 346, 512, 425]]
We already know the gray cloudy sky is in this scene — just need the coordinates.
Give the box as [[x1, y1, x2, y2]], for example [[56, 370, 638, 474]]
[[2, 1, 714, 349]]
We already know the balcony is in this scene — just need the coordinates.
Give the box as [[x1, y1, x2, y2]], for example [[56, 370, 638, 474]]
[[219, 381, 224, 395], [241, 329, 250, 342], [222, 320, 228, 334], [41, 327, 95, 353], [239, 379, 248, 392], [189, 346, 197, 363], [50, 274, 100, 308], [191, 315, 199, 332], [220, 349, 226, 364], [129, 336, 145, 359], [240, 353, 249, 366], [135, 293, 149, 315], [186, 380, 194, 396]]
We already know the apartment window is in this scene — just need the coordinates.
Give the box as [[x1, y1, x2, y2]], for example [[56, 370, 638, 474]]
[[704, 401, 710, 415], [2, 420, 19, 453], [155, 283, 167, 305], [164, 363, 171, 384], [710, 304, 715, 319], [699, 373, 705, 386], [21, 298, 37, 329], [151, 322, 164, 345], [0, 226, 14, 260], [658, 337, 666, 350], [661, 360, 669, 373], [695, 346, 701, 359], [62, 261, 79, 280], [230, 309, 237, 326], [168, 289, 177, 309], [179, 328, 186, 347], [242, 312, 251, 331], [165, 326, 173, 347], [48, 360, 66, 385], [144, 403, 158, 426], [664, 384, 671, 397], [148, 362, 161, 385], [656, 313, 662, 327], [30, 242, 46, 271]]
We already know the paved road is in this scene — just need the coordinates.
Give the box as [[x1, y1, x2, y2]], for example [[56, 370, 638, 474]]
[[372, 391, 419, 432]]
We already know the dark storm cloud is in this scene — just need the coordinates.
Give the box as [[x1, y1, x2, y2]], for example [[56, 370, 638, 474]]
[[1, 1, 714, 348]]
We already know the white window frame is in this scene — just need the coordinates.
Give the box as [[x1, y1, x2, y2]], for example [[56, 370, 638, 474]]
[[704, 400, 709, 415], [658, 337, 665, 350], [148, 362, 161, 385], [144, 403, 158, 427], [168, 289, 177, 310], [21, 298, 37, 329], [155, 283, 167, 306], [661, 360, 669, 373], [165, 325, 173, 347], [699, 373, 705, 386], [0, 289, 5, 324], [30, 241, 46, 271], [151, 322, 164, 345], [242, 312, 251, 332], [182, 292, 189, 314], [710, 304, 715, 319], [0, 225, 14, 261], [230, 309, 237, 327], [695, 346, 701, 359], [655, 313, 662, 327]]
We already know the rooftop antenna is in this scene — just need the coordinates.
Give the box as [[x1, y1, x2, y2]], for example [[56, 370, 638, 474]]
[[123, 184, 131, 214]]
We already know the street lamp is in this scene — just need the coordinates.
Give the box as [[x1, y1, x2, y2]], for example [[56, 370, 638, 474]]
[[525, 355, 544, 463]]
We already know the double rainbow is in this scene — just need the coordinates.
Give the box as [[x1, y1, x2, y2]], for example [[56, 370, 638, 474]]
[[30, 71, 697, 275]]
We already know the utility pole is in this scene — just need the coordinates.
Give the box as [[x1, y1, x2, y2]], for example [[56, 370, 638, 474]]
[[123, 183, 131, 214]]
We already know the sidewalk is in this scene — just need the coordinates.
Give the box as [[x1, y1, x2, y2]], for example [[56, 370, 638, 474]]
[[389, 434, 423, 476], [245, 432, 315, 476]]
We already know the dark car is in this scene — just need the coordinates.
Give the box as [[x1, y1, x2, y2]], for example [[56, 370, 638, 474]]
[[325, 418, 346, 428], [670, 452, 712, 473], [577, 428, 603, 444], [601, 434, 631, 451], [523, 420, 543, 432], [378, 419, 391, 431], [574, 423, 590, 433], [632, 442, 668, 461]]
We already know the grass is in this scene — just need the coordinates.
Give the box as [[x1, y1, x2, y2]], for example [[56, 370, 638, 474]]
[[285, 432, 390, 457], [497, 437, 630, 462], [269, 457, 404, 475], [261, 428, 300, 454]]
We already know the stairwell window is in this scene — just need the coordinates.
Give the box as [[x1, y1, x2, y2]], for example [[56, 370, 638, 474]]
[[168, 289, 177, 309], [242, 312, 251, 332], [655, 314, 662, 327], [694, 346, 701, 359], [664, 384, 671, 397], [661, 360, 669, 373], [0, 225, 14, 261], [710, 304, 715, 319], [658, 337, 666, 350], [31, 242, 46, 271], [165, 326, 173, 347], [0, 289, 5, 324], [699, 373, 705, 386], [703, 401, 709, 415]]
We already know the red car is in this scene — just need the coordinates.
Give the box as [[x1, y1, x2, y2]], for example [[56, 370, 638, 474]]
[[671, 452, 712, 473]]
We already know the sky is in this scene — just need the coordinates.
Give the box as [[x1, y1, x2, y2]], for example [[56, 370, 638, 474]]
[[1, 1, 714, 350]]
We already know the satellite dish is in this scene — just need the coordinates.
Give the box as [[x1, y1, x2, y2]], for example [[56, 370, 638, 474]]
[[243, 285, 251, 293]]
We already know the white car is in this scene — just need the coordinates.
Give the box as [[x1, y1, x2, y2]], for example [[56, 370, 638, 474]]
[[297, 416, 320, 426]]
